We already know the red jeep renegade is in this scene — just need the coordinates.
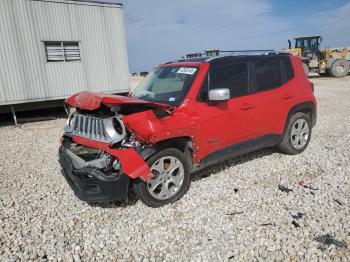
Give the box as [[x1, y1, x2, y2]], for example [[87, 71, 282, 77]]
[[59, 53, 317, 207]]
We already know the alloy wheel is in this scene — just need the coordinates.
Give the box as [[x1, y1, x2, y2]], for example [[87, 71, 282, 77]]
[[290, 119, 310, 150], [147, 156, 184, 200]]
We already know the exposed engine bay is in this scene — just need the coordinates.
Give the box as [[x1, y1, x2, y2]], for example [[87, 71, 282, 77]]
[[61, 104, 151, 181], [63, 142, 121, 175]]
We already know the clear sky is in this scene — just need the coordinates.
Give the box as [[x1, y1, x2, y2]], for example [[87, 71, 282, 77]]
[[99, 0, 350, 73]]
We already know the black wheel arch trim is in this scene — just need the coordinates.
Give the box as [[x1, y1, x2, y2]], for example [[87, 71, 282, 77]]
[[139, 136, 194, 164], [285, 101, 316, 130], [139, 147, 157, 160], [135, 138, 192, 163]]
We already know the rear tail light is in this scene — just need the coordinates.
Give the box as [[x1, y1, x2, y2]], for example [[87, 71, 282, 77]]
[[311, 83, 314, 93]]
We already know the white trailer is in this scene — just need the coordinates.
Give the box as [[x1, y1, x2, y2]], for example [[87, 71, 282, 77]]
[[0, 0, 130, 123]]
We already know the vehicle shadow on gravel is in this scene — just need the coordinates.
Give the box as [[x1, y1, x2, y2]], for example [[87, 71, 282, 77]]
[[87, 193, 139, 209], [191, 147, 276, 182], [88, 148, 277, 209]]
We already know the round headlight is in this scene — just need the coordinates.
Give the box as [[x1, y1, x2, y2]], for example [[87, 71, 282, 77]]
[[104, 117, 126, 143]]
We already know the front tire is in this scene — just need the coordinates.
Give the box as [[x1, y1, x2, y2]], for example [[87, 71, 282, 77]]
[[279, 112, 312, 155], [132, 148, 191, 207]]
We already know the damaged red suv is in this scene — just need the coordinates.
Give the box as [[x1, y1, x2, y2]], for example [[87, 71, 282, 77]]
[[59, 53, 316, 207]]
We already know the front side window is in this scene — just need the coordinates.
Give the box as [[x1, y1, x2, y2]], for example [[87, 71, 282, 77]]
[[255, 58, 282, 92], [198, 62, 249, 101], [130, 66, 198, 106], [209, 63, 249, 99], [44, 41, 80, 62]]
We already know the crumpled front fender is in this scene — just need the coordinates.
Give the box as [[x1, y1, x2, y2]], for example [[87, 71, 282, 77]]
[[70, 136, 153, 181]]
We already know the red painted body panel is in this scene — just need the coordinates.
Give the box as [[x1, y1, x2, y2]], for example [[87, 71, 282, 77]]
[[122, 63, 210, 162], [71, 136, 153, 181], [122, 99, 202, 161], [248, 56, 314, 136]]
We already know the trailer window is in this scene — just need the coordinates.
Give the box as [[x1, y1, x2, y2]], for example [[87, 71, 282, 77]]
[[44, 41, 80, 62]]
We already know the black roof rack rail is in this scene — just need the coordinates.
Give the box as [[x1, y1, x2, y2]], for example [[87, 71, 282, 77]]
[[263, 51, 291, 56], [162, 49, 292, 65], [185, 49, 276, 59], [218, 49, 275, 55]]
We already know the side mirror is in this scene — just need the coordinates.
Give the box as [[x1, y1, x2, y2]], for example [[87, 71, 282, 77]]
[[288, 39, 291, 49], [208, 88, 230, 101]]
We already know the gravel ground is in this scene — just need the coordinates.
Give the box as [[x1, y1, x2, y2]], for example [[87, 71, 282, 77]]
[[1, 76, 350, 261]]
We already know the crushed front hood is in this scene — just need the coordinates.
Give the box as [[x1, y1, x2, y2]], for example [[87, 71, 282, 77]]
[[65, 91, 170, 110]]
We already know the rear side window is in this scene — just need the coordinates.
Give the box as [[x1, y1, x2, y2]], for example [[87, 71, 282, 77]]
[[210, 62, 249, 98], [255, 58, 282, 92]]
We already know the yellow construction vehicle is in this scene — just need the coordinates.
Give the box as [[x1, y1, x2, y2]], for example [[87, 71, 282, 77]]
[[288, 35, 349, 77]]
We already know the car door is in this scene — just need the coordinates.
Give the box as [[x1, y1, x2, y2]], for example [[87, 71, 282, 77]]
[[248, 56, 294, 138], [195, 61, 259, 160]]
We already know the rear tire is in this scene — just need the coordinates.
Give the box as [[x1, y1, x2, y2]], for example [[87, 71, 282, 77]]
[[132, 148, 191, 207], [328, 59, 349, 77], [279, 112, 312, 155]]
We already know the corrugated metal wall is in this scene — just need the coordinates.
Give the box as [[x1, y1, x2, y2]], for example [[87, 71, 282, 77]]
[[0, 0, 129, 105]]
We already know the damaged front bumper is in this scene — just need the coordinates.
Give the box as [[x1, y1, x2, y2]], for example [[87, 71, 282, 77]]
[[58, 145, 130, 202], [58, 136, 153, 202]]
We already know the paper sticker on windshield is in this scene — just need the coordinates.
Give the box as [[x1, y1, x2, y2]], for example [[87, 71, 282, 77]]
[[177, 67, 197, 75], [169, 97, 176, 102]]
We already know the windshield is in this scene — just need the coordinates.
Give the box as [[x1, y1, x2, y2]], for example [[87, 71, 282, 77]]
[[130, 66, 198, 106]]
